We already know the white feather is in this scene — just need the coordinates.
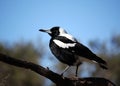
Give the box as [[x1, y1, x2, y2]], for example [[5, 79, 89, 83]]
[[59, 28, 76, 42], [53, 39, 76, 48]]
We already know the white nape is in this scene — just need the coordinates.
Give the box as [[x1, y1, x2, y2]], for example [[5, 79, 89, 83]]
[[59, 28, 76, 42]]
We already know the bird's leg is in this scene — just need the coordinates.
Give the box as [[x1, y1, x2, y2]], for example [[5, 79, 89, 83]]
[[75, 65, 79, 77], [61, 66, 70, 76]]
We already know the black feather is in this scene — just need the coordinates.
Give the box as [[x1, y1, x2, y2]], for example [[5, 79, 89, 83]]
[[70, 42, 108, 69], [54, 36, 76, 43]]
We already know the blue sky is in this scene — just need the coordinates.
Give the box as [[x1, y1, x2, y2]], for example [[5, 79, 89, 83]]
[[0, 0, 120, 46]]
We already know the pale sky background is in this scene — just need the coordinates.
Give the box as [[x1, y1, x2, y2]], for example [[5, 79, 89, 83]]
[[0, 0, 120, 45], [0, 0, 120, 80]]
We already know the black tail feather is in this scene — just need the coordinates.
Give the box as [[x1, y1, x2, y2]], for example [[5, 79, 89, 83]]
[[96, 56, 107, 65], [99, 63, 108, 69], [92, 55, 108, 69]]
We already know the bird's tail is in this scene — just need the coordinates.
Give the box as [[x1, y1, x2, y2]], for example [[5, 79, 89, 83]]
[[92, 54, 108, 69], [99, 63, 108, 69]]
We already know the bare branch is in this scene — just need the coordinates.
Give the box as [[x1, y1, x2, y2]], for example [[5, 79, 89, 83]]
[[0, 53, 116, 86]]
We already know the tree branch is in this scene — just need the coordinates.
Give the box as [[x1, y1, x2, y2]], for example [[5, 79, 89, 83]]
[[0, 53, 116, 86]]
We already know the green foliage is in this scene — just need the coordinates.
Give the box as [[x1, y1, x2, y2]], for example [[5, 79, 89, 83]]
[[0, 41, 45, 86], [111, 34, 120, 49], [89, 34, 120, 86]]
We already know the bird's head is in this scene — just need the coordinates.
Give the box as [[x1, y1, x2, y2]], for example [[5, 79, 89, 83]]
[[39, 26, 67, 37]]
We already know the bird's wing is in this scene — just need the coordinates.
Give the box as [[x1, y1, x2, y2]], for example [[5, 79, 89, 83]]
[[54, 36, 107, 65], [52, 36, 107, 69], [71, 42, 107, 65]]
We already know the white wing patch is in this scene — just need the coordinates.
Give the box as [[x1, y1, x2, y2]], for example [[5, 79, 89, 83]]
[[59, 28, 76, 42], [53, 39, 76, 48]]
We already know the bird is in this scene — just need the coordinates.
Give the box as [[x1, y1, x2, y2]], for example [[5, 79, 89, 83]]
[[39, 26, 108, 77]]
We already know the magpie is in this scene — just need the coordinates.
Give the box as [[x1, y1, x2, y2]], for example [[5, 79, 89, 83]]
[[39, 26, 108, 76]]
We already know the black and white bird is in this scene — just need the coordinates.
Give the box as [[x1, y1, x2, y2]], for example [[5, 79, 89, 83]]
[[39, 26, 107, 76]]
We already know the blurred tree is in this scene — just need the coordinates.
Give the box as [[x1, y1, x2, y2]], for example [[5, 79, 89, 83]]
[[0, 40, 45, 86], [89, 34, 120, 86], [111, 34, 120, 49]]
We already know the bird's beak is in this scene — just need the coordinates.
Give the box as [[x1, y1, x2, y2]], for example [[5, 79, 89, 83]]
[[39, 29, 51, 34]]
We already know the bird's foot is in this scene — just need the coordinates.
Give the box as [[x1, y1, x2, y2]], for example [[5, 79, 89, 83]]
[[60, 73, 64, 76], [60, 73, 65, 79], [70, 76, 79, 80], [46, 67, 50, 70], [75, 74, 77, 77]]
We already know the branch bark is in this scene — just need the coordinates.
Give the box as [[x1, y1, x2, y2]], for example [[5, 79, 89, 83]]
[[0, 53, 116, 86]]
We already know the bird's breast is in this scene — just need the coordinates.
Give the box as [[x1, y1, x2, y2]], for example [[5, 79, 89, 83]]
[[49, 39, 77, 65]]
